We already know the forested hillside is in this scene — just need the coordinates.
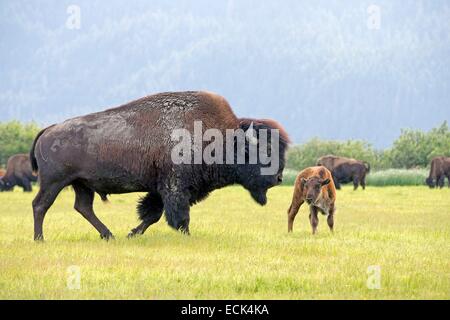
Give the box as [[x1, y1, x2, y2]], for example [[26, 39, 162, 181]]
[[1, 1, 449, 147]]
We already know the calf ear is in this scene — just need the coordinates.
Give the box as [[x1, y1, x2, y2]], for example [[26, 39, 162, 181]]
[[321, 178, 331, 186]]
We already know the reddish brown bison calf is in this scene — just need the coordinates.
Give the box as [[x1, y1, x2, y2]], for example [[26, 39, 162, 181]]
[[287, 166, 337, 234]]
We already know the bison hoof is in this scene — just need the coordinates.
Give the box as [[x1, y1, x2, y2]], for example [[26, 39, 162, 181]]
[[127, 231, 139, 239], [100, 232, 115, 241], [34, 235, 44, 242]]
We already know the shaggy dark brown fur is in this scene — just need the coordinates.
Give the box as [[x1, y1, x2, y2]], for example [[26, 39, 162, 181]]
[[30, 91, 290, 241]]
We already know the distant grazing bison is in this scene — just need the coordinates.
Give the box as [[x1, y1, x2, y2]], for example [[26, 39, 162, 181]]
[[287, 166, 336, 234], [30, 91, 289, 241], [0, 154, 37, 192], [426, 156, 450, 188], [317, 155, 370, 190]]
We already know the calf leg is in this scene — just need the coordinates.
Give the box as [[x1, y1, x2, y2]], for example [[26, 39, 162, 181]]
[[73, 182, 114, 240], [288, 200, 303, 233], [327, 204, 335, 232], [33, 182, 66, 241], [309, 206, 319, 235], [128, 192, 164, 238]]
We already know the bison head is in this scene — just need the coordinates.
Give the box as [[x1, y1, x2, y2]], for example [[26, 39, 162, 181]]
[[0, 178, 13, 192], [301, 176, 331, 205], [235, 119, 289, 205], [425, 177, 435, 188]]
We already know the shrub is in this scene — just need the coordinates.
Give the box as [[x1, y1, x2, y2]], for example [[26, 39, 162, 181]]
[[0, 121, 41, 166]]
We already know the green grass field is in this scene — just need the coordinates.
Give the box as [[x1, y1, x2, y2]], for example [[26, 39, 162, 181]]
[[0, 185, 449, 299]]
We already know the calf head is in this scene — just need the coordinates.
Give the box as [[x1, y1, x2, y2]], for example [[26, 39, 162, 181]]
[[301, 176, 331, 205]]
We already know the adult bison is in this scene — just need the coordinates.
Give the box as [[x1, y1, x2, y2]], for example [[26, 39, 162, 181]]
[[316, 155, 370, 190], [426, 156, 450, 188], [30, 91, 289, 241], [0, 154, 37, 192]]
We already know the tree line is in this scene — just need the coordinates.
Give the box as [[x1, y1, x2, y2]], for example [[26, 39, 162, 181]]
[[287, 121, 450, 171], [0, 120, 448, 170]]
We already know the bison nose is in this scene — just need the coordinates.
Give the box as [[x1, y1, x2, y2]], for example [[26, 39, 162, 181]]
[[306, 197, 313, 204]]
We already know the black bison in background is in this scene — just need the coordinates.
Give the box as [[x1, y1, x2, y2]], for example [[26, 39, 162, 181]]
[[30, 91, 290, 241], [316, 155, 370, 190], [426, 156, 450, 188], [0, 154, 37, 192]]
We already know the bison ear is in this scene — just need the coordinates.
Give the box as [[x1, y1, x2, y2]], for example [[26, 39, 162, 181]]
[[301, 178, 307, 188], [321, 178, 331, 186]]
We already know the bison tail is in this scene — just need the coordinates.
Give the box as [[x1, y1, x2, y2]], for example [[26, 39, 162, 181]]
[[364, 161, 371, 173], [30, 125, 54, 173], [137, 193, 154, 221]]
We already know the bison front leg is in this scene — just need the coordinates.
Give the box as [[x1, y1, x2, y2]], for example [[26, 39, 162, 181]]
[[72, 182, 114, 240], [161, 191, 191, 235], [33, 181, 66, 241], [21, 177, 33, 192], [360, 175, 366, 190], [353, 176, 359, 190], [332, 175, 341, 190], [437, 175, 445, 189]]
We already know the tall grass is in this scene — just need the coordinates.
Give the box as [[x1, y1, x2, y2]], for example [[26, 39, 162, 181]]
[[366, 168, 428, 186], [282, 168, 429, 187]]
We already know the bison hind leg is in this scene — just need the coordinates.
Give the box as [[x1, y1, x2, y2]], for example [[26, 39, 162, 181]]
[[33, 181, 66, 241], [128, 192, 164, 238]]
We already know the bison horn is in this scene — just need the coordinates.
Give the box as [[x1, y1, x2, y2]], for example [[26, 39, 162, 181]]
[[245, 122, 258, 145]]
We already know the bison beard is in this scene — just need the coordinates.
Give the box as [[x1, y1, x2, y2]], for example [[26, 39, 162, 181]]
[[30, 91, 289, 241]]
